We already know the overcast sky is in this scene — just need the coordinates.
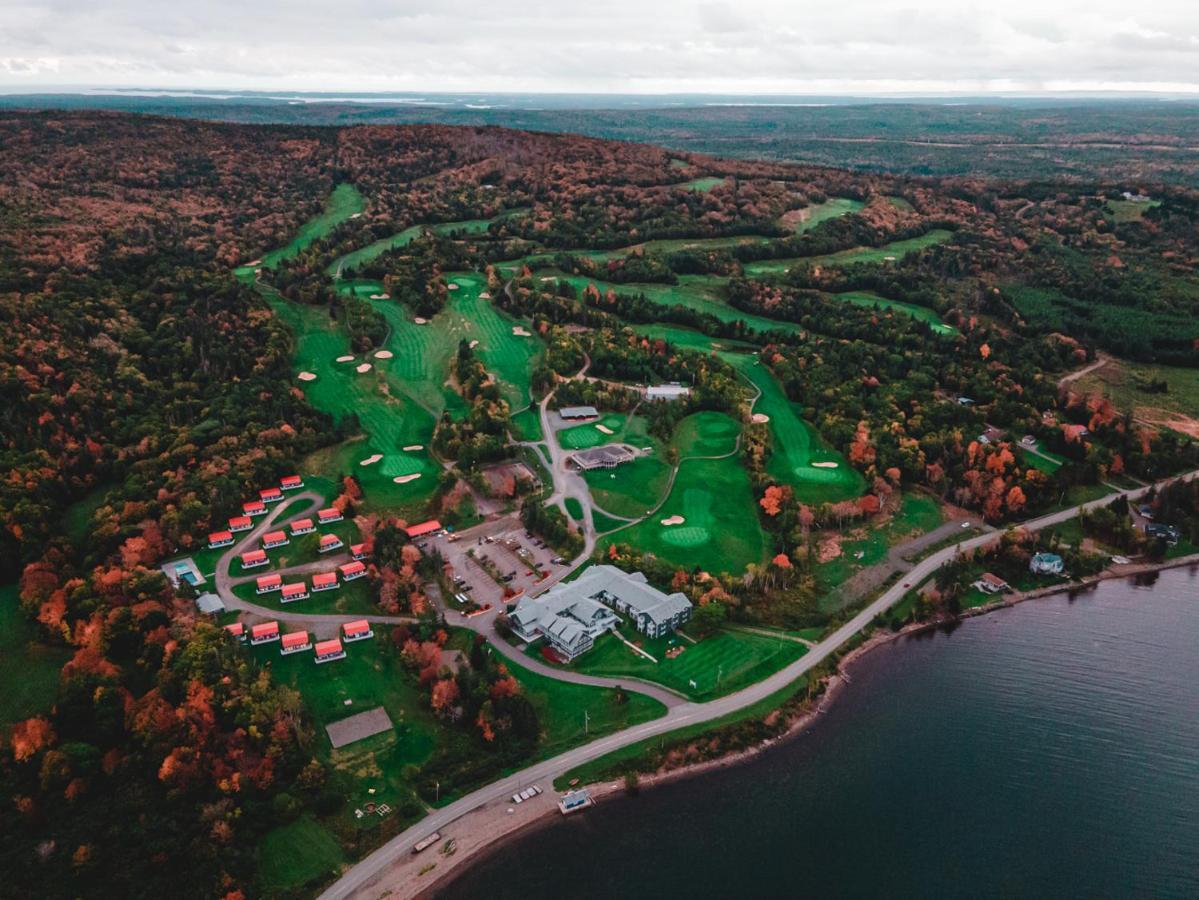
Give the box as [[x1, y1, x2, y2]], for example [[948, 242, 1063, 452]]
[[1, 0, 1197, 94]]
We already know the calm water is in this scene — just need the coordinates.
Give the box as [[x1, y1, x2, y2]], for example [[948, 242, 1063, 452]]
[[447, 566, 1199, 899]]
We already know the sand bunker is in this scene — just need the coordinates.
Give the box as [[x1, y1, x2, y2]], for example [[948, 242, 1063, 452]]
[[247, 259, 261, 266], [356, 363, 373, 374], [336, 355, 355, 363], [884, 256, 897, 262], [660, 515, 686, 526], [359, 454, 383, 466], [751, 413, 770, 423], [402, 444, 424, 451], [392, 474, 422, 484], [448, 283, 460, 291], [595, 424, 614, 435], [540, 276, 555, 282], [413, 317, 428, 325], [811, 461, 839, 468], [479, 291, 491, 299], [374, 350, 394, 359], [469, 340, 479, 349], [512, 326, 532, 337], [369, 293, 390, 300], [298, 372, 318, 382], [350, 212, 362, 219]]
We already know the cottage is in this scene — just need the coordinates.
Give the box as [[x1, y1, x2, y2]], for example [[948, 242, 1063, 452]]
[[318, 534, 344, 553], [250, 621, 280, 645], [974, 572, 1010, 594], [261, 530, 289, 550], [255, 573, 282, 594], [260, 486, 284, 504], [240, 549, 268, 569], [290, 518, 316, 536], [280, 475, 304, 491], [281, 581, 310, 603], [404, 519, 442, 539], [228, 515, 253, 533], [225, 622, 246, 642], [208, 530, 234, 549], [243, 500, 267, 517], [318, 507, 343, 525], [350, 543, 368, 560], [312, 571, 339, 592], [343, 619, 374, 642], [314, 638, 346, 664], [508, 565, 691, 660], [281, 631, 312, 655], [1030, 552, 1064, 576], [558, 405, 599, 420], [339, 560, 367, 581]]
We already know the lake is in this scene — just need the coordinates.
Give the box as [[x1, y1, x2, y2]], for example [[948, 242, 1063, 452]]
[[446, 566, 1199, 899]]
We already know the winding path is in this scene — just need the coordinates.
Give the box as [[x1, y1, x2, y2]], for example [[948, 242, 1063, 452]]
[[317, 468, 1199, 900]]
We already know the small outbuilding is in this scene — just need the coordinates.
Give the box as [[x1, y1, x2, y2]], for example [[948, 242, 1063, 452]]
[[343, 619, 374, 642], [312, 572, 339, 592], [281, 582, 310, 603], [280, 475, 304, 491], [339, 560, 367, 581], [250, 621, 280, 645], [314, 638, 346, 664], [290, 518, 316, 536], [208, 530, 234, 549], [318, 508, 343, 524], [256, 574, 282, 594], [240, 549, 268, 569]]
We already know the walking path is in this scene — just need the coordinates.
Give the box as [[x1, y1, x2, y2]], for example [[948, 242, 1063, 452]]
[[318, 468, 1199, 900]]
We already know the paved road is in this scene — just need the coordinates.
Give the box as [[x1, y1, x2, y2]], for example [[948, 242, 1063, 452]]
[[212, 490, 323, 598], [319, 468, 1198, 900]]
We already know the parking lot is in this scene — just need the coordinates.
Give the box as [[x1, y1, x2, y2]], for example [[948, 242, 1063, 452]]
[[422, 516, 568, 609]]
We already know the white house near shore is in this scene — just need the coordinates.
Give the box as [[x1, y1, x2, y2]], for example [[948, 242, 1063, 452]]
[[508, 565, 692, 660]]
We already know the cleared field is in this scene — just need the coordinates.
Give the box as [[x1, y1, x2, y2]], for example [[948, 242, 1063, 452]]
[[235, 183, 365, 278], [571, 626, 805, 700], [724, 354, 863, 504], [682, 176, 726, 192], [0, 584, 69, 724], [831, 291, 957, 335], [603, 452, 768, 573], [1073, 358, 1199, 438], [743, 229, 954, 277], [1104, 198, 1161, 222], [589, 509, 628, 533], [789, 197, 865, 233]]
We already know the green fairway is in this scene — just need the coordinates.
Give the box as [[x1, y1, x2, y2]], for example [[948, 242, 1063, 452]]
[[0, 584, 68, 724], [235, 183, 365, 278], [681, 176, 726, 192], [571, 626, 805, 701], [673, 410, 740, 457], [603, 449, 768, 573], [557, 413, 628, 449], [831, 291, 957, 335], [743, 229, 954, 276], [257, 816, 345, 893], [327, 225, 422, 278], [724, 353, 864, 504], [632, 323, 755, 353], [789, 197, 865, 233], [583, 455, 672, 519]]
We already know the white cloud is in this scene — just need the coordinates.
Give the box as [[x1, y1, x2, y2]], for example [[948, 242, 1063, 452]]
[[0, 0, 1196, 93]]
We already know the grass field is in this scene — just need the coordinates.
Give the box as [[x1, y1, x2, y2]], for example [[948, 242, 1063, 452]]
[[603, 447, 768, 573], [682, 176, 726, 192], [257, 816, 345, 893], [563, 497, 584, 521], [1073, 358, 1199, 437], [589, 509, 628, 533], [1103, 197, 1161, 222], [743, 229, 954, 277], [1018, 444, 1066, 474], [724, 353, 864, 504], [674, 410, 740, 457], [831, 291, 957, 335], [0, 584, 68, 725], [570, 625, 805, 701], [235, 184, 365, 278], [557, 413, 629, 449], [583, 455, 672, 519], [790, 197, 865, 233]]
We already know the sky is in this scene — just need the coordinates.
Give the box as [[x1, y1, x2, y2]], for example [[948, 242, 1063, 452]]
[[1, 0, 1197, 95]]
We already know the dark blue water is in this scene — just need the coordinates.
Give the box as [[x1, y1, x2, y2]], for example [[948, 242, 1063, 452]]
[[447, 566, 1199, 899]]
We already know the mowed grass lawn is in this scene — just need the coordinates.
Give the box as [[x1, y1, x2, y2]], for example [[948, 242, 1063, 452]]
[[743, 229, 954, 277], [557, 413, 628, 449], [603, 457, 768, 573], [723, 353, 863, 505], [0, 584, 69, 724], [584, 455, 671, 519], [572, 626, 805, 701], [257, 816, 345, 894]]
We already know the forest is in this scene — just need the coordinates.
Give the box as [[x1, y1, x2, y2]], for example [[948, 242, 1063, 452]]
[[2, 108, 1198, 896]]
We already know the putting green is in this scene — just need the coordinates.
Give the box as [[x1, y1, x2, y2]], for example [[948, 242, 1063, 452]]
[[674, 410, 740, 457], [723, 353, 864, 504], [558, 414, 627, 450]]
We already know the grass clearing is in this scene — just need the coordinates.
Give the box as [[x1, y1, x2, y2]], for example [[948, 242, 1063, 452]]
[[1073, 358, 1199, 437], [569, 625, 805, 701], [788, 197, 865, 233], [257, 816, 345, 893], [1103, 198, 1160, 223], [0, 584, 69, 724], [674, 410, 740, 457], [681, 176, 726, 192]]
